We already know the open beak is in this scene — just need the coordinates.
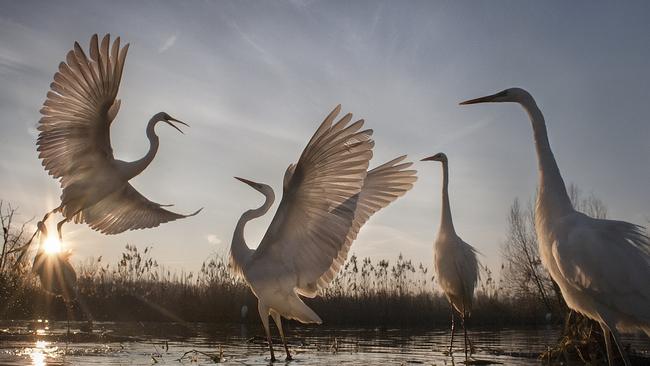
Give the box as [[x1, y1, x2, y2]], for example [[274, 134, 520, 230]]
[[165, 117, 189, 134], [459, 92, 501, 105], [421, 155, 439, 161]]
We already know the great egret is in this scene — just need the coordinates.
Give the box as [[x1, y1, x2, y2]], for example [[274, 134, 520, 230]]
[[230, 105, 417, 361], [32, 221, 77, 302], [37, 34, 200, 240], [460, 87, 650, 366], [421, 152, 478, 361]]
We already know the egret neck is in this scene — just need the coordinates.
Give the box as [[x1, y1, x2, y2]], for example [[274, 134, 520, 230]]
[[439, 159, 456, 234], [521, 99, 573, 223], [120, 117, 161, 180], [231, 189, 275, 273]]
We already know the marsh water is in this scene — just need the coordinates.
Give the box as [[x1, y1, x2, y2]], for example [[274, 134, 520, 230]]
[[1, 320, 649, 365]]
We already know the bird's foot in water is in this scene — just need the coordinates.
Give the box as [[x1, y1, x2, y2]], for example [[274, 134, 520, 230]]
[[285, 354, 293, 361], [270, 355, 276, 363]]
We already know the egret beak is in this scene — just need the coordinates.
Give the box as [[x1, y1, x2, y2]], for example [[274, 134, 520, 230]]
[[421, 155, 438, 161], [234, 177, 262, 191], [459, 91, 505, 105], [165, 117, 189, 134]]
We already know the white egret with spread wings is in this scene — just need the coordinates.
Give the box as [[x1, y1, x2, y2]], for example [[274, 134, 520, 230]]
[[460, 88, 650, 366], [230, 105, 417, 361], [421, 152, 478, 361], [37, 34, 200, 240]]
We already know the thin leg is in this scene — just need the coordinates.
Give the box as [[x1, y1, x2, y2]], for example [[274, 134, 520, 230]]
[[56, 219, 67, 241], [601, 323, 614, 366], [461, 300, 468, 362], [271, 311, 292, 361], [609, 326, 632, 366], [258, 302, 275, 362], [461, 313, 468, 362], [65, 301, 74, 341], [449, 303, 455, 355]]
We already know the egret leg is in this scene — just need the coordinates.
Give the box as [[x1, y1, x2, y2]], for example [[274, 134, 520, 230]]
[[609, 326, 632, 366], [461, 313, 468, 362], [449, 304, 455, 355], [258, 302, 275, 362], [601, 323, 614, 366], [270, 310, 292, 361]]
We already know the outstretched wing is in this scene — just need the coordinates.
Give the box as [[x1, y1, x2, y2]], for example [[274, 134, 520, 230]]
[[252, 105, 374, 294], [552, 214, 650, 327], [74, 183, 201, 234], [304, 155, 418, 296], [37, 34, 128, 188]]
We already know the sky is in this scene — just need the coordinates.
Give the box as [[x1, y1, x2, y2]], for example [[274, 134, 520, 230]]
[[0, 1, 648, 276]]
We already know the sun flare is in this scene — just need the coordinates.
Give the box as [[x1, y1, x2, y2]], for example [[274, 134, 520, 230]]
[[42, 236, 62, 255]]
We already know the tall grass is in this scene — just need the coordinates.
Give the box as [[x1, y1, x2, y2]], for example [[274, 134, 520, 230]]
[[2, 242, 552, 327]]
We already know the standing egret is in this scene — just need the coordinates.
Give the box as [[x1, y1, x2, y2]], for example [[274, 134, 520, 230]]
[[32, 221, 77, 334], [230, 105, 417, 361], [32, 221, 77, 303], [421, 152, 478, 361], [460, 88, 650, 366], [37, 34, 200, 240]]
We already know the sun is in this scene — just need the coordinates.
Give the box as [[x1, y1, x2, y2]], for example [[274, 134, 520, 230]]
[[42, 236, 62, 255]]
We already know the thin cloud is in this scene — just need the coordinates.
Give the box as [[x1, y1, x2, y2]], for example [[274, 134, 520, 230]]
[[158, 34, 178, 53], [206, 234, 222, 245]]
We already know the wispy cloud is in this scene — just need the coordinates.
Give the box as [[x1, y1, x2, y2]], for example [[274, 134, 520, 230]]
[[158, 34, 178, 53], [206, 234, 222, 245]]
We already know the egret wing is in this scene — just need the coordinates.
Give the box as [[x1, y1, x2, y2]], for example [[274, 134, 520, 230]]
[[252, 105, 374, 294], [305, 155, 418, 296], [552, 214, 650, 324], [37, 34, 128, 188], [75, 183, 201, 234], [453, 239, 479, 308]]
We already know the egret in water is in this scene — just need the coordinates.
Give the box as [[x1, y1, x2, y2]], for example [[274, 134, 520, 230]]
[[421, 152, 478, 361], [230, 105, 417, 361], [32, 221, 77, 334], [32, 221, 77, 302], [36, 34, 200, 240], [460, 87, 650, 366]]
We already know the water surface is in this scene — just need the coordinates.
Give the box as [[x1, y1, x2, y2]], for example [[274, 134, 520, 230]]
[[1, 320, 648, 365]]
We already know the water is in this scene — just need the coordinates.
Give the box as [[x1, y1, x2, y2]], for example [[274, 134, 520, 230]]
[[0, 320, 648, 365]]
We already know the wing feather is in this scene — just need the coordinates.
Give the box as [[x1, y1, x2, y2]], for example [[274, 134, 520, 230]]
[[252, 106, 374, 294], [38, 34, 127, 185], [552, 214, 650, 327], [74, 184, 201, 235], [309, 155, 417, 295]]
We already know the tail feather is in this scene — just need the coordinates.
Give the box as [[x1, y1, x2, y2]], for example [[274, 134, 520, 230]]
[[287, 294, 322, 324]]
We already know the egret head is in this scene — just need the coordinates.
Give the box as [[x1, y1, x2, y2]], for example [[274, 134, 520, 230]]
[[421, 152, 447, 163], [153, 112, 189, 134], [234, 177, 274, 198], [459, 87, 533, 105]]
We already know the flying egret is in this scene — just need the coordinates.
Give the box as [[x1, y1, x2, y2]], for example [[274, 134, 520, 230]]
[[421, 152, 478, 361], [230, 105, 417, 361], [460, 87, 650, 366], [37, 34, 200, 240]]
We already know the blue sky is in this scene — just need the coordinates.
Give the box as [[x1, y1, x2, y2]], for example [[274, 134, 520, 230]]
[[1, 1, 648, 275]]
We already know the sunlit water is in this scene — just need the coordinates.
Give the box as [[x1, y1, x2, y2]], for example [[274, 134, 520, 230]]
[[1, 321, 648, 365]]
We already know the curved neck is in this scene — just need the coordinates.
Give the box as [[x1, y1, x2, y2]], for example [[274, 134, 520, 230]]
[[439, 160, 455, 233], [230, 189, 275, 272], [520, 99, 573, 217], [122, 118, 160, 180]]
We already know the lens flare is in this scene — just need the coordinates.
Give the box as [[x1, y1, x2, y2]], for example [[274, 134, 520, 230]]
[[42, 236, 61, 254]]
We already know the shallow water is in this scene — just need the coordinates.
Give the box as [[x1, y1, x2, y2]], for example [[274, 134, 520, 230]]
[[0, 320, 648, 365]]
